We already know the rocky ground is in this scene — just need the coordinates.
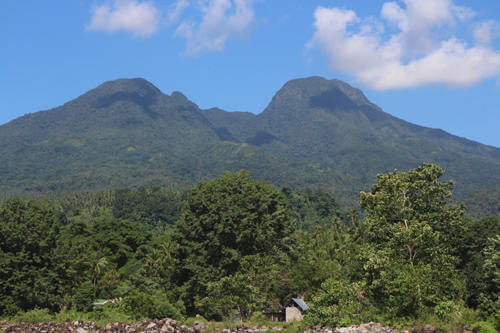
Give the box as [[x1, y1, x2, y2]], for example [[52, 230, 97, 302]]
[[0, 318, 481, 333]]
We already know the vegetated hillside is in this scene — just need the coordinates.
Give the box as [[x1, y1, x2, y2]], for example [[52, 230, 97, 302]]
[[0, 79, 216, 194], [459, 187, 500, 219], [1, 76, 500, 210], [202, 77, 500, 200], [0, 78, 349, 204]]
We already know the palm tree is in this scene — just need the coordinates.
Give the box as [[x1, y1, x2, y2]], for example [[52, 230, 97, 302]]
[[145, 240, 177, 277], [351, 217, 367, 245], [332, 216, 342, 231], [145, 248, 161, 276], [347, 209, 359, 226], [89, 252, 108, 285]]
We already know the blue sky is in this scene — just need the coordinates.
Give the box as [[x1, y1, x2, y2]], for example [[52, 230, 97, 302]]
[[2, 0, 500, 147]]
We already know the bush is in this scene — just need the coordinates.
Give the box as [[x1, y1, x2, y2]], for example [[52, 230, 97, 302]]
[[3, 304, 21, 318], [304, 279, 364, 328], [434, 301, 462, 320], [53, 307, 88, 323], [87, 303, 132, 324], [127, 291, 185, 320], [249, 312, 266, 326], [472, 322, 497, 333], [183, 316, 208, 326], [12, 308, 53, 323]]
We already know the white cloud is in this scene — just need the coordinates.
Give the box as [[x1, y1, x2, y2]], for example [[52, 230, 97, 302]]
[[175, 0, 255, 55], [308, 0, 500, 90], [474, 20, 500, 45], [167, 0, 190, 25], [85, 0, 256, 54], [86, 0, 160, 38]]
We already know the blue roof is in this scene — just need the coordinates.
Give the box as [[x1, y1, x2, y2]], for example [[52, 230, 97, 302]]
[[292, 298, 308, 311]]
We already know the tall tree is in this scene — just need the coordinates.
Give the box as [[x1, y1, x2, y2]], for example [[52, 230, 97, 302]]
[[198, 255, 286, 321], [113, 186, 187, 233], [173, 170, 296, 314], [0, 198, 60, 314], [89, 252, 108, 285], [476, 235, 500, 318], [359, 163, 466, 317]]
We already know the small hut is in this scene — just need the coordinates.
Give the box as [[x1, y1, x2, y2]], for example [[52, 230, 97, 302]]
[[285, 298, 308, 322]]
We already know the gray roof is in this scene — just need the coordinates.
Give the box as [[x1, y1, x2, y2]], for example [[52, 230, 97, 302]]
[[292, 298, 308, 311]]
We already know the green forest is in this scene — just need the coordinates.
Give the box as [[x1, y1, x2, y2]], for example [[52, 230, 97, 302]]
[[1, 164, 500, 332]]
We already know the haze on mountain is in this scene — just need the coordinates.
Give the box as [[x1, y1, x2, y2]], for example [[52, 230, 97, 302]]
[[1, 76, 499, 210]]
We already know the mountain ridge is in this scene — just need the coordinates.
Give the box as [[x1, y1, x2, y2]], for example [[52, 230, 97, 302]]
[[1, 76, 499, 210]]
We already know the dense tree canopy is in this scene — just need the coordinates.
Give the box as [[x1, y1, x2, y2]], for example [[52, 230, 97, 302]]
[[172, 170, 296, 313], [0, 198, 60, 315], [477, 235, 500, 320], [360, 163, 466, 317], [281, 187, 344, 230], [113, 186, 187, 233], [3, 163, 500, 329]]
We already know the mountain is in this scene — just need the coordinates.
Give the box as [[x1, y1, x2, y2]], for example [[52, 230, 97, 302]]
[[202, 77, 500, 199], [1, 76, 500, 210], [0, 78, 340, 201], [459, 187, 500, 220]]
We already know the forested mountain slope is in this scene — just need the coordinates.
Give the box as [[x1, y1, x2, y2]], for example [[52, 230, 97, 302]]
[[202, 77, 500, 199], [0, 78, 344, 202], [459, 186, 500, 219], [1, 76, 499, 209]]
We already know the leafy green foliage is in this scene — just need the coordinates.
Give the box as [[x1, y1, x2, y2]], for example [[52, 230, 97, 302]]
[[293, 225, 364, 298], [1, 161, 500, 326], [433, 301, 461, 321], [460, 187, 500, 219], [200, 270, 265, 321], [465, 254, 488, 309], [52, 218, 153, 309], [471, 322, 498, 333], [11, 307, 53, 323], [113, 186, 187, 233], [100, 269, 120, 298], [281, 187, 344, 230], [290, 261, 336, 301], [450, 216, 500, 270], [173, 170, 296, 314], [74, 281, 96, 312], [199, 255, 290, 321], [0, 198, 60, 315], [127, 291, 185, 320], [360, 163, 466, 317], [476, 236, 500, 322], [304, 279, 365, 328]]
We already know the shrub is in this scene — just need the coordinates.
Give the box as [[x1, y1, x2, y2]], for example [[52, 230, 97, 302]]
[[434, 300, 462, 320], [472, 322, 497, 333], [13, 308, 53, 323], [3, 304, 21, 318], [249, 312, 266, 326], [127, 291, 185, 320], [87, 303, 132, 325], [304, 279, 364, 328]]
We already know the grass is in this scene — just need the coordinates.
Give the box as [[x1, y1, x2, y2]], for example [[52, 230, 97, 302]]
[[351, 303, 484, 332], [4, 305, 134, 327], [179, 314, 305, 333], [1, 306, 490, 333]]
